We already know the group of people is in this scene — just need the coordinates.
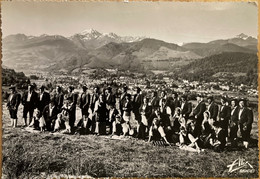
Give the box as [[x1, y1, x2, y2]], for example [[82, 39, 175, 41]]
[[6, 83, 254, 152]]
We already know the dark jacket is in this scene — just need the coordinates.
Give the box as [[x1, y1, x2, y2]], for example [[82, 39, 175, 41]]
[[37, 91, 50, 112], [122, 100, 133, 116], [90, 93, 99, 112], [7, 92, 21, 110], [219, 105, 230, 128], [79, 92, 91, 113], [22, 90, 38, 107], [193, 101, 206, 124], [119, 92, 128, 112], [208, 102, 219, 121], [230, 106, 239, 126], [42, 105, 58, 123], [180, 101, 192, 118], [105, 93, 116, 106], [54, 92, 64, 112], [133, 94, 142, 113], [238, 107, 253, 126], [139, 104, 152, 119]]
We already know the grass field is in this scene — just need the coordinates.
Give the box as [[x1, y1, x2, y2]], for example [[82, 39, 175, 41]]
[[2, 103, 259, 178]]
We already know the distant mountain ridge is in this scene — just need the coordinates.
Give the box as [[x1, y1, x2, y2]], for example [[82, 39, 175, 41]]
[[2, 31, 257, 74]]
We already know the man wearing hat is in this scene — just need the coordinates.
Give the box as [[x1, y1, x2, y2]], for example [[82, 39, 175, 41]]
[[21, 84, 38, 126], [238, 98, 253, 149], [207, 96, 218, 121], [7, 85, 21, 128], [37, 85, 50, 117]]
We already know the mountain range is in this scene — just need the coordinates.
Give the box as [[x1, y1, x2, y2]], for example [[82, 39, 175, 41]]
[[2, 30, 258, 74]]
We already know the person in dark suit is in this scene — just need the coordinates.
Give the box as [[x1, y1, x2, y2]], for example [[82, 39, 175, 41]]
[[180, 95, 192, 120], [207, 96, 218, 121], [238, 99, 253, 149], [122, 94, 133, 136], [7, 85, 21, 128], [77, 85, 91, 134], [93, 94, 107, 135], [133, 87, 142, 133], [191, 94, 206, 130], [138, 97, 152, 139], [66, 86, 78, 130], [105, 86, 116, 109], [119, 86, 128, 115], [170, 92, 181, 114], [22, 84, 38, 126], [53, 86, 64, 113], [42, 99, 58, 131], [229, 98, 239, 147], [149, 91, 159, 114], [218, 97, 230, 138], [90, 86, 100, 134], [37, 85, 50, 117]]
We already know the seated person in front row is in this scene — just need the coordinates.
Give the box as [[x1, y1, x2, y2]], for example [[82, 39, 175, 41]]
[[54, 113, 71, 134], [209, 121, 226, 152], [148, 109, 170, 145], [107, 104, 120, 135], [178, 120, 201, 152]]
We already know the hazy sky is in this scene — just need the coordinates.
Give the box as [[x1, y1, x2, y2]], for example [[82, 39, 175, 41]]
[[2, 1, 258, 44]]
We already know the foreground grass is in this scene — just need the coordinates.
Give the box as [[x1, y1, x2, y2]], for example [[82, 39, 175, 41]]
[[2, 105, 259, 178]]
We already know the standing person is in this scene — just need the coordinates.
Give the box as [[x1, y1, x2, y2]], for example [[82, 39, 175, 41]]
[[122, 94, 133, 136], [138, 97, 152, 139], [238, 99, 253, 149], [119, 86, 128, 115], [42, 99, 58, 131], [66, 86, 78, 131], [191, 94, 206, 130], [207, 96, 218, 121], [149, 91, 159, 114], [107, 104, 119, 135], [7, 85, 21, 128], [180, 95, 192, 120], [229, 98, 239, 147], [54, 86, 64, 113], [159, 90, 167, 107], [133, 87, 142, 135], [219, 97, 230, 138], [22, 84, 38, 126], [105, 86, 116, 109], [78, 86, 91, 133], [170, 92, 181, 114], [93, 94, 107, 135], [90, 86, 100, 134], [37, 85, 50, 117]]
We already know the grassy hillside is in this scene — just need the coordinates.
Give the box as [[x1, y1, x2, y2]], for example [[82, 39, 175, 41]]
[[2, 104, 259, 178]]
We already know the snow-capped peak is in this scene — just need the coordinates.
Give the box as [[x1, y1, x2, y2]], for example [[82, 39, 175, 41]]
[[236, 33, 249, 40]]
